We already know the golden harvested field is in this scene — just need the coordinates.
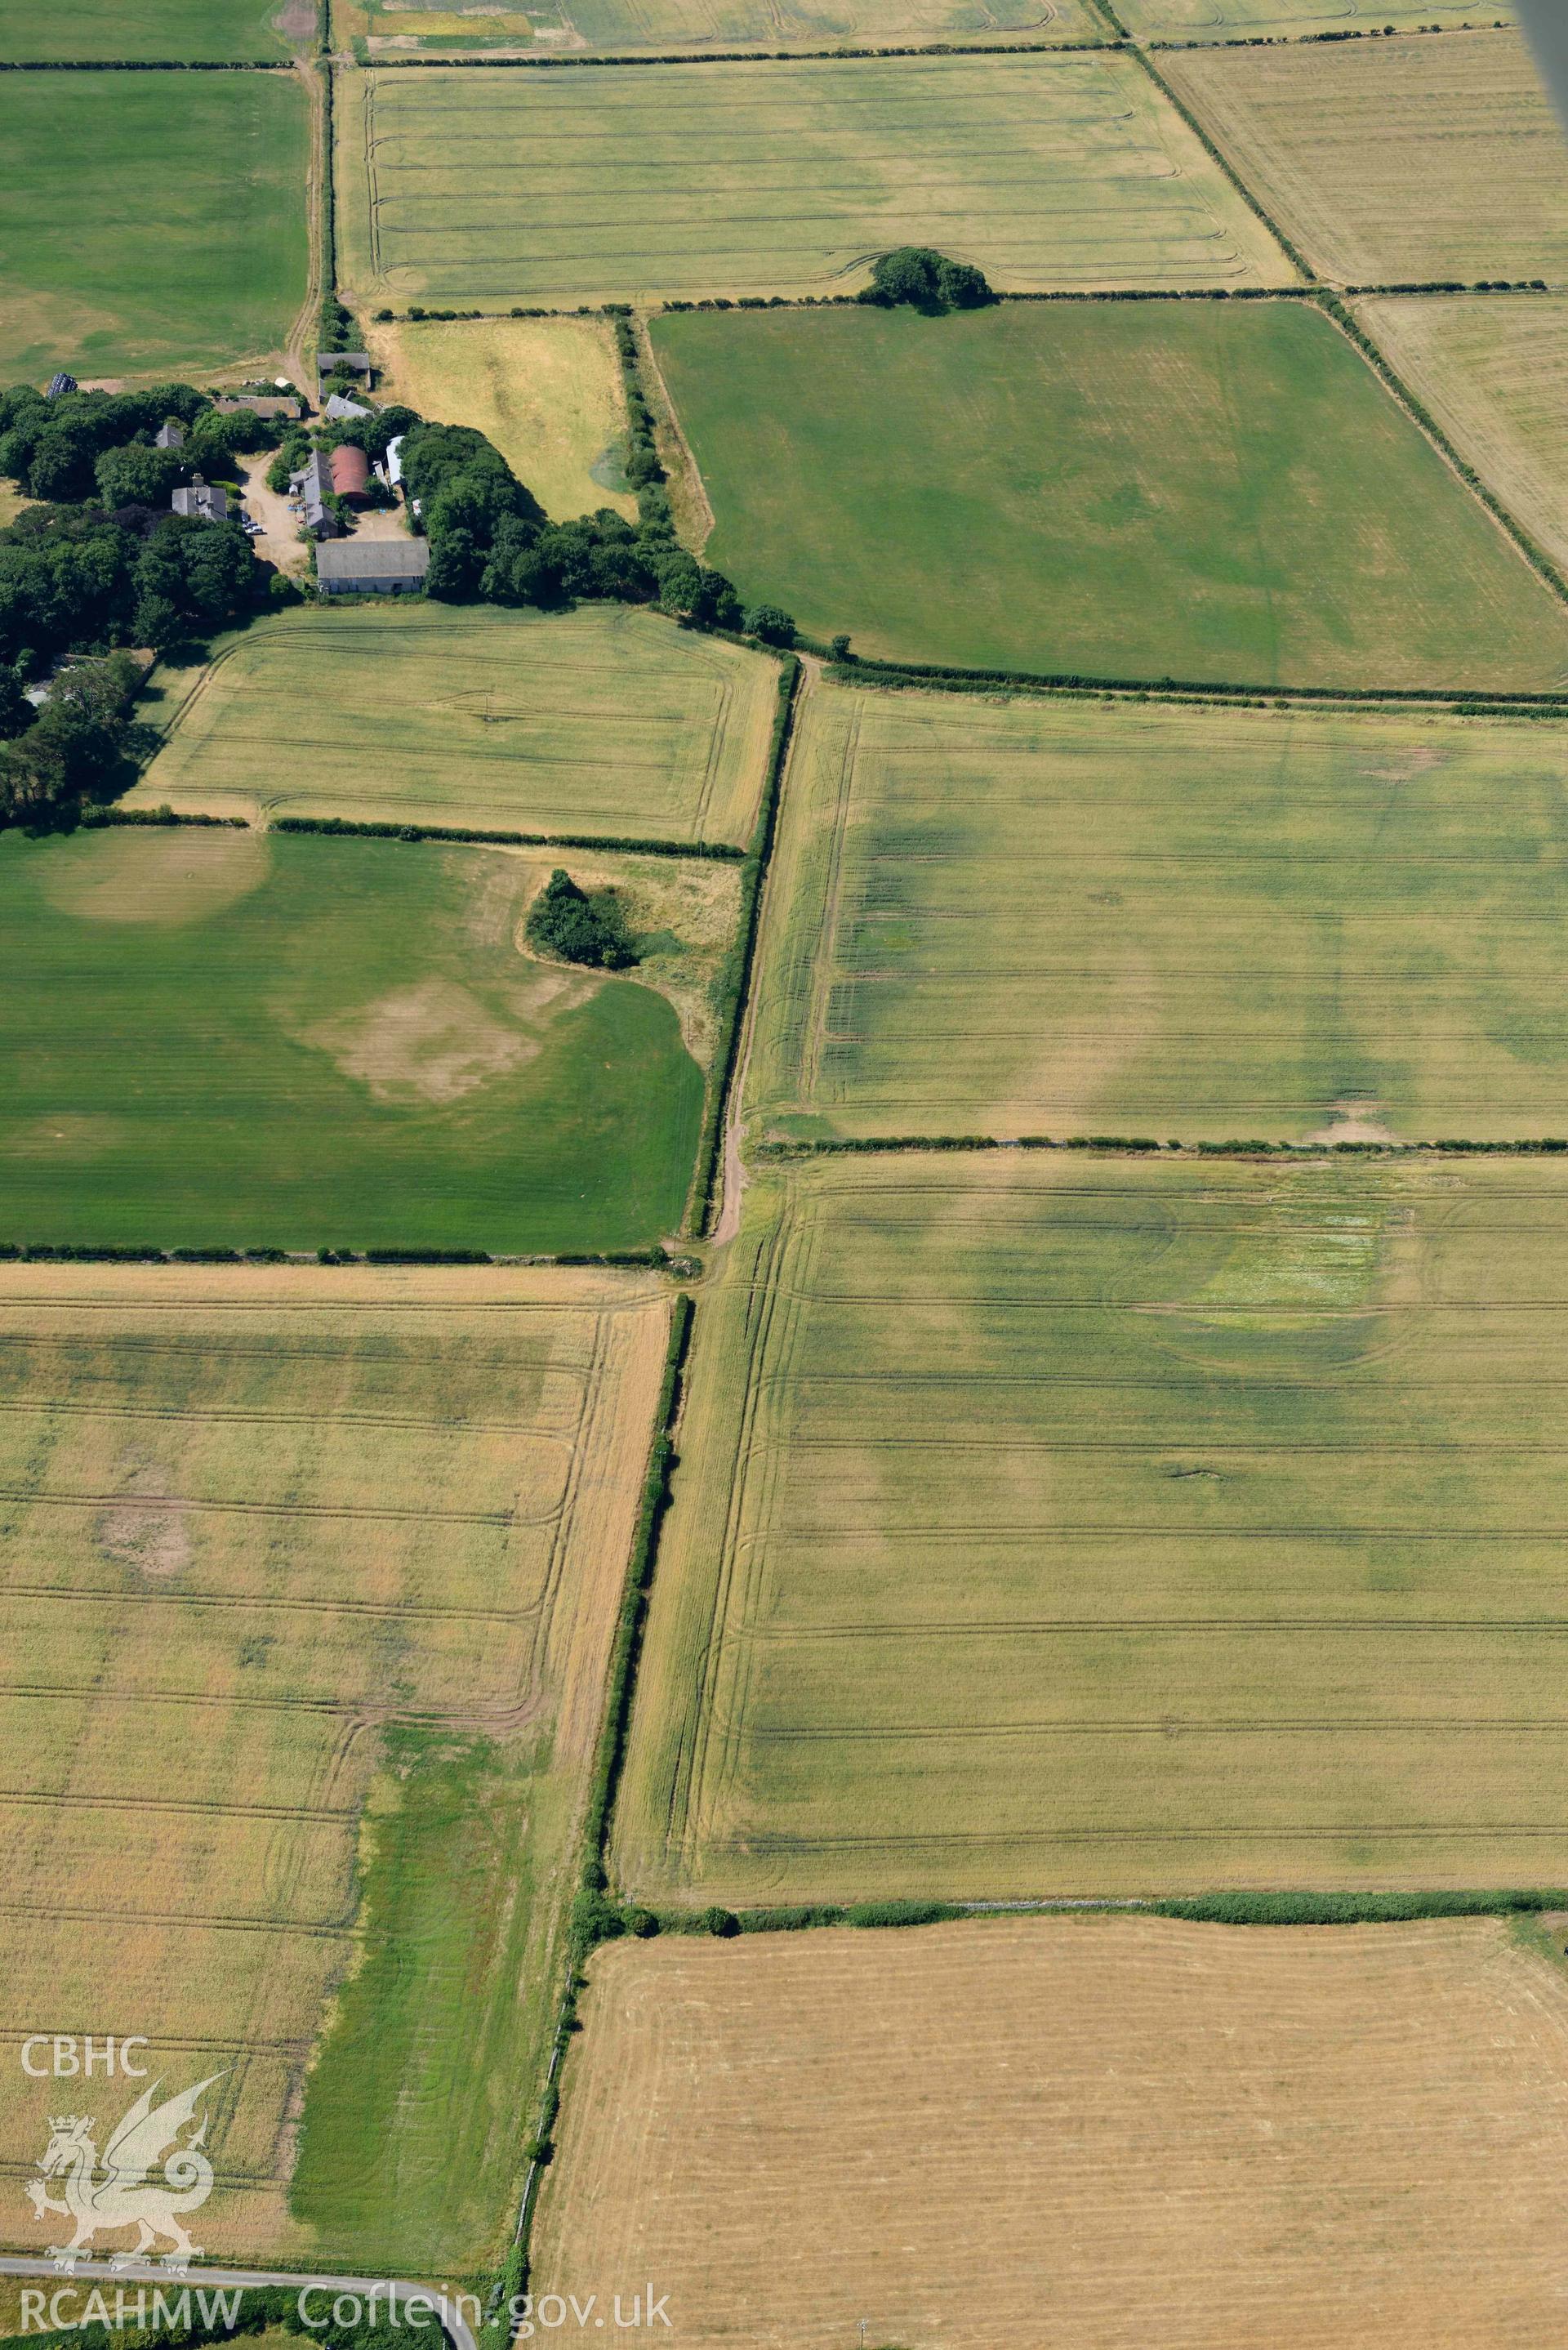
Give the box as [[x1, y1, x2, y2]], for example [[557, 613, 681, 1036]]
[[1123, 0, 1512, 31], [618, 1152, 1568, 1903], [1357, 295, 1568, 575], [533, 1915, 1568, 2350], [747, 682, 1568, 1144], [0, 1261, 670, 2273], [1163, 30, 1568, 285], [131, 604, 777, 844], [365, 314, 636, 522], [336, 0, 1103, 56], [334, 53, 1294, 310]]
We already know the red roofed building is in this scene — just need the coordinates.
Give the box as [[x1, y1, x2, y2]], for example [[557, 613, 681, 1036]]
[[329, 444, 371, 504]]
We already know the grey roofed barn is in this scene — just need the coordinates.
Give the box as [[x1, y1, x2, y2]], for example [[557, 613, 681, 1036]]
[[315, 537, 430, 595], [290, 449, 339, 537], [154, 421, 185, 450]]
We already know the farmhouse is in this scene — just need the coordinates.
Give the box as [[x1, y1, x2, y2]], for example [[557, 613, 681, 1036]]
[[329, 444, 372, 504], [291, 450, 339, 538], [171, 479, 228, 521], [315, 539, 430, 596]]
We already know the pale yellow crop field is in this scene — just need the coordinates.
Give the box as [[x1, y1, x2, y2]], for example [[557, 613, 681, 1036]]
[[1356, 295, 1568, 575], [747, 680, 1568, 1145], [533, 1915, 1568, 2350], [1124, 1, 1512, 33], [1164, 30, 1568, 285], [0, 1262, 669, 2273], [618, 1152, 1568, 1902], [131, 604, 777, 844], [336, 0, 1105, 56], [335, 53, 1295, 310], [365, 314, 637, 521]]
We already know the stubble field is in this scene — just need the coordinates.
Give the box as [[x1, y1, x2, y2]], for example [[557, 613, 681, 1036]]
[[0, 1260, 670, 2273], [334, 51, 1293, 310], [132, 605, 776, 843], [533, 1915, 1568, 2350], [364, 315, 637, 522], [0, 827, 708, 1253], [749, 681, 1568, 1144], [1120, 0, 1515, 30], [653, 300, 1568, 686], [1163, 31, 1568, 286], [335, 0, 1103, 56], [617, 1151, 1568, 1902], [1356, 295, 1568, 577], [0, 70, 310, 382]]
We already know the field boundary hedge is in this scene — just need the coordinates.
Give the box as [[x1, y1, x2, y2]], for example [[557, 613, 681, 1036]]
[[831, 653, 1568, 712], [1149, 20, 1517, 51], [755, 1135, 1568, 1159], [688, 657, 801, 1234], [488, 1291, 696, 2323], [357, 34, 1120, 69], [0, 58, 287, 69], [87, 805, 249, 830], [0, 1242, 683, 1266], [378, 283, 1550, 325], [272, 812, 746, 858], [1089, 0, 1315, 280], [621, 1887, 1568, 1933]]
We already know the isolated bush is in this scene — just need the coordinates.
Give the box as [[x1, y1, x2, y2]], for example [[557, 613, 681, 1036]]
[[701, 1905, 741, 1938]]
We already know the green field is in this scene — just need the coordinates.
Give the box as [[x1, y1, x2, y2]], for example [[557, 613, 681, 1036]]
[[617, 1152, 1568, 1902], [0, 70, 310, 381], [1164, 31, 1568, 287], [134, 604, 779, 845], [0, 0, 288, 60], [653, 300, 1568, 688], [337, 0, 1103, 56], [750, 682, 1568, 1144], [0, 828, 705, 1251], [334, 53, 1293, 310]]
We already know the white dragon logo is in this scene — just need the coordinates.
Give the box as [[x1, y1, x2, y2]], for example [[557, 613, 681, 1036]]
[[26, 2073, 225, 2273]]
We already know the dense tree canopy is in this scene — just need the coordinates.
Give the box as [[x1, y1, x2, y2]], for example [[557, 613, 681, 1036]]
[[0, 379, 274, 834], [525, 868, 639, 970]]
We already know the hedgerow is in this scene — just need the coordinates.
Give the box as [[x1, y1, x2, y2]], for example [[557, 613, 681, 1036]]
[[689, 657, 801, 1232]]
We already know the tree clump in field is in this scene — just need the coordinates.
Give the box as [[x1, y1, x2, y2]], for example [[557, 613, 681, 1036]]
[[861, 247, 995, 314], [526, 868, 639, 970]]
